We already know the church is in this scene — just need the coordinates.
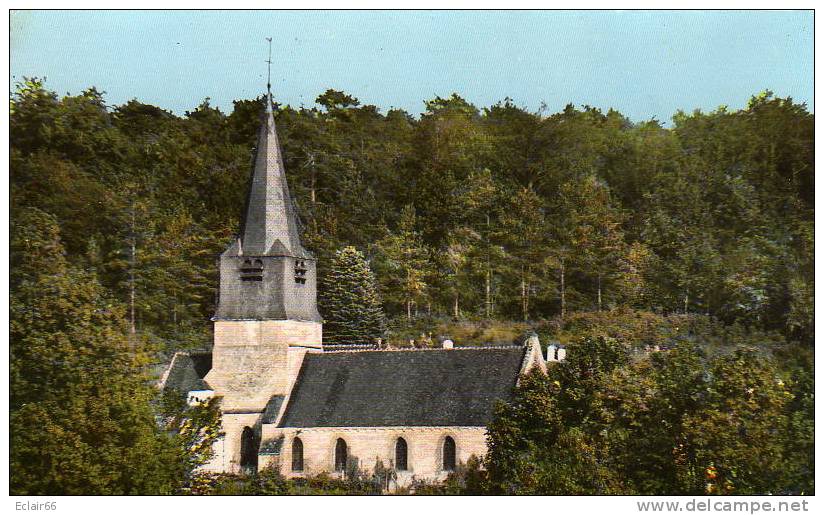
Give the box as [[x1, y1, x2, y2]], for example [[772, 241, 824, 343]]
[[159, 85, 547, 485]]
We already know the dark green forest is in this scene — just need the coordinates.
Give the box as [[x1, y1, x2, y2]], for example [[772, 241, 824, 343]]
[[9, 78, 814, 494], [10, 80, 813, 345]]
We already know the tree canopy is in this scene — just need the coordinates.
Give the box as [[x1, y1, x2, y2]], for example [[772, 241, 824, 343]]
[[9, 79, 814, 494], [11, 81, 812, 347]]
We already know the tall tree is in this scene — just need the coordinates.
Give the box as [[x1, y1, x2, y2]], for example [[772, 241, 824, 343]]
[[555, 174, 627, 312], [497, 186, 546, 320], [374, 205, 432, 320], [456, 169, 506, 318], [10, 207, 185, 494], [320, 246, 386, 345]]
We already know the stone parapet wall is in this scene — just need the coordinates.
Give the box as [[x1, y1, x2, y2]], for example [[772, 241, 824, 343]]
[[520, 337, 547, 376]]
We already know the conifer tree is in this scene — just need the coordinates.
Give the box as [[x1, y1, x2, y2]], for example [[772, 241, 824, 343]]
[[320, 246, 386, 345]]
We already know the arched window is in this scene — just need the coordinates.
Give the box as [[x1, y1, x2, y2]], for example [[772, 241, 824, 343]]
[[334, 438, 348, 472], [291, 437, 304, 472], [395, 437, 408, 471], [240, 426, 259, 472], [442, 436, 456, 471]]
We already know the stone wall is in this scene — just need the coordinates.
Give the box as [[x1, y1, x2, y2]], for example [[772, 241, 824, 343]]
[[205, 320, 321, 412], [259, 426, 488, 486], [202, 320, 322, 473], [213, 320, 322, 350], [201, 412, 262, 474], [521, 336, 547, 375]]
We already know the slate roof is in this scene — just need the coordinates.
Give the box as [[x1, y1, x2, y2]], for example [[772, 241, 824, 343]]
[[259, 436, 284, 456], [278, 347, 527, 428], [261, 395, 285, 424], [239, 91, 308, 257], [161, 351, 212, 393]]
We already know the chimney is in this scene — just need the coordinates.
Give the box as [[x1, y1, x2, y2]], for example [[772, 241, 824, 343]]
[[546, 343, 558, 362], [557, 346, 567, 361]]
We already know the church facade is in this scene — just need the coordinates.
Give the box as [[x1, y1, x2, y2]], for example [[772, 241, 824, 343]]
[[159, 87, 546, 485]]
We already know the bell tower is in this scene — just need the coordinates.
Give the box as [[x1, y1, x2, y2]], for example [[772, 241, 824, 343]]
[[203, 59, 322, 470], [212, 90, 321, 326]]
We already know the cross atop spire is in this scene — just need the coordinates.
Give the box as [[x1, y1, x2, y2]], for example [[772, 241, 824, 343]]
[[237, 45, 307, 258], [265, 37, 272, 94]]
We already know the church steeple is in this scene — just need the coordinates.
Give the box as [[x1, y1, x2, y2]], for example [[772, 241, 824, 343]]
[[203, 43, 322, 472], [213, 51, 320, 323], [240, 90, 306, 257]]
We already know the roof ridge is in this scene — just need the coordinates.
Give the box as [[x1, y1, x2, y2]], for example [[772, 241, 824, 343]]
[[156, 351, 185, 390], [320, 345, 522, 354]]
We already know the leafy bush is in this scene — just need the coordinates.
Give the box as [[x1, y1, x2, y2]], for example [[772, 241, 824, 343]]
[[484, 333, 814, 495]]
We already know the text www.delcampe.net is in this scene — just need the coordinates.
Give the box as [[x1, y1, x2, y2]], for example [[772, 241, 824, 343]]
[[637, 499, 811, 514]]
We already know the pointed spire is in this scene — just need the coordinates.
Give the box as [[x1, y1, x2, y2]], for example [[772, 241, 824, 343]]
[[239, 58, 306, 257]]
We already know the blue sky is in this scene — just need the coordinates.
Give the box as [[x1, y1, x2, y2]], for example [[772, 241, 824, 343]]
[[9, 10, 813, 122]]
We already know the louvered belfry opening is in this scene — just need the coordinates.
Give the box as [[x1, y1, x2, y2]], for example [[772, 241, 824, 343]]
[[443, 436, 456, 471], [294, 259, 307, 284], [240, 258, 264, 282], [395, 437, 408, 471]]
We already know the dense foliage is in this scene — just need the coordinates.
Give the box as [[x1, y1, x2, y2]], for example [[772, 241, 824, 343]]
[[483, 334, 814, 495], [184, 458, 486, 495], [9, 78, 813, 494], [10, 208, 184, 494], [10, 79, 813, 350], [185, 466, 389, 495]]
